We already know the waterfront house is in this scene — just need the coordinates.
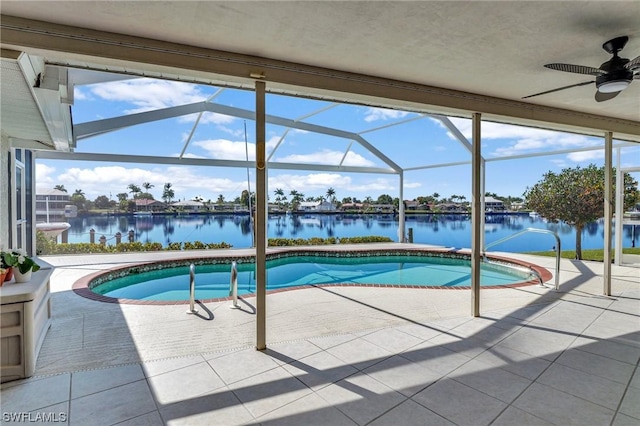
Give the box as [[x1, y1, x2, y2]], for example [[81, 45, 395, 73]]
[[484, 196, 505, 212], [134, 199, 167, 213], [171, 200, 204, 213], [341, 202, 364, 212], [297, 201, 336, 212], [35, 188, 70, 222]]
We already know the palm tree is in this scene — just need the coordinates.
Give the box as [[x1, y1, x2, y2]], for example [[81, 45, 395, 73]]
[[142, 182, 154, 192], [274, 188, 285, 209], [70, 189, 87, 211], [128, 183, 141, 199], [54, 184, 67, 193], [326, 187, 336, 205], [217, 194, 225, 204], [289, 190, 304, 211], [162, 183, 174, 204]]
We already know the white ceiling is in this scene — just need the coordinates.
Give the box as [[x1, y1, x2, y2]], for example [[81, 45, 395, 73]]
[[1, 1, 639, 143]]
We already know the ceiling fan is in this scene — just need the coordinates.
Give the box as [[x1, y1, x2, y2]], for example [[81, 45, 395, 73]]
[[523, 36, 640, 102]]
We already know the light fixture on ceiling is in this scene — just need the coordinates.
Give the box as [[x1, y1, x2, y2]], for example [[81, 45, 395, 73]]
[[596, 78, 632, 93]]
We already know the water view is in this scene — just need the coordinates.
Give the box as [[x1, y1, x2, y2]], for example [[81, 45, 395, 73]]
[[64, 213, 639, 253]]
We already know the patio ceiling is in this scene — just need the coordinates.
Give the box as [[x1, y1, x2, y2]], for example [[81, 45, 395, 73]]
[[1, 1, 639, 148]]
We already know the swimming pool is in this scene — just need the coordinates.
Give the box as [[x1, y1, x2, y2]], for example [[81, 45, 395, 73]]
[[74, 249, 551, 304]]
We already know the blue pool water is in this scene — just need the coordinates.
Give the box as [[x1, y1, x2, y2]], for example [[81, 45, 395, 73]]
[[93, 255, 534, 301]]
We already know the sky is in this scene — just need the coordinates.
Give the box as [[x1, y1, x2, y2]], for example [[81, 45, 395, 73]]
[[36, 75, 640, 204]]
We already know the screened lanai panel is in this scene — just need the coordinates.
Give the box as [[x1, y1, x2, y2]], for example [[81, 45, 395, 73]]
[[266, 94, 337, 122], [74, 120, 191, 156], [445, 117, 609, 160], [265, 124, 387, 169], [301, 103, 421, 135], [364, 117, 471, 169], [405, 165, 471, 200], [267, 170, 399, 204]]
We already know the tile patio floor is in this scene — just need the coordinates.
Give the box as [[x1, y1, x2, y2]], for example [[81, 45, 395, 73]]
[[1, 245, 638, 425]]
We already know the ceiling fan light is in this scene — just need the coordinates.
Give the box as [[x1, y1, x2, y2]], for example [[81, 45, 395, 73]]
[[597, 79, 631, 93]]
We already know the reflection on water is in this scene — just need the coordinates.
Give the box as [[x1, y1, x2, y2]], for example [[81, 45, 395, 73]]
[[65, 213, 638, 252]]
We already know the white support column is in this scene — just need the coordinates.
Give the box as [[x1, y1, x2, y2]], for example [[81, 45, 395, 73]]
[[480, 158, 486, 251], [398, 172, 405, 242], [614, 148, 623, 266], [603, 132, 613, 296], [255, 81, 267, 350], [471, 113, 482, 317]]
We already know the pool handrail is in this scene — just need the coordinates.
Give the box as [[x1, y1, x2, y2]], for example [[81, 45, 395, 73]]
[[484, 227, 561, 291], [230, 261, 239, 308], [186, 263, 198, 314]]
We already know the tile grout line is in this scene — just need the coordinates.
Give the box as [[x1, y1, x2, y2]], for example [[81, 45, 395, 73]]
[[485, 297, 621, 424], [609, 344, 640, 425]]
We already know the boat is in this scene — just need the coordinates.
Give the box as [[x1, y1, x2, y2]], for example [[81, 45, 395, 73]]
[[134, 211, 153, 216], [36, 221, 71, 239]]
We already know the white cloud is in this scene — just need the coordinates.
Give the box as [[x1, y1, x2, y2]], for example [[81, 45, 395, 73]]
[[275, 149, 375, 167], [90, 79, 208, 113], [347, 178, 397, 193], [566, 150, 604, 162], [41, 164, 248, 200], [178, 111, 235, 126], [89, 79, 235, 126], [550, 159, 568, 168], [73, 87, 89, 101], [217, 125, 245, 138], [434, 117, 601, 159], [269, 173, 352, 193], [404, 181, 422, 189], [195, 139, 251, 160], [35, 163, 56, 186], [174, 153, 207, 159], [193, 136, 280, 160], [364, 107, 410, 123]]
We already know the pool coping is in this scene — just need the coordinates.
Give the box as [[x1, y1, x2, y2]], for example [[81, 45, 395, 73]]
[[71, 246, 553, 305]]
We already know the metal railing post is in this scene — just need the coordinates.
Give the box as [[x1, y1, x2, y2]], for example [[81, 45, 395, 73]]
[[553, 237, 561, 291], [186, 263, 198, 314], [230, 261, 239, 309]]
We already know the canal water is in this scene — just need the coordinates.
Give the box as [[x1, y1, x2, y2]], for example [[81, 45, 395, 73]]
[[64, 213, 639, 253]]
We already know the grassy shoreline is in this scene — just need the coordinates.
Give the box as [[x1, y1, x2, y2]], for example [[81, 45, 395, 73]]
[[524, 248, 640, 262]]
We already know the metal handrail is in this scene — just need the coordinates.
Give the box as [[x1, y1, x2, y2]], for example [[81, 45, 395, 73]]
[[186, 263, 198, 314], [484, 227, 561, 291], [229, 261, 239, 308]]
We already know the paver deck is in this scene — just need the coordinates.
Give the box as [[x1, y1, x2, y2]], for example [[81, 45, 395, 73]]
[[1, 245, 638, 425]]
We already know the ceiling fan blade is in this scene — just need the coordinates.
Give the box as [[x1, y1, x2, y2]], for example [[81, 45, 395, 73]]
[[595, 91, 620, 102], [522, 81, 593, 99], [545, 63, 605, 76], [625, 55, 640, 71]]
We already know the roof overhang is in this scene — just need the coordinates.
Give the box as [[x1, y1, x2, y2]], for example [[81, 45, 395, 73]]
[[0, 48, 73, 151], [1, 12, 639, 145]]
